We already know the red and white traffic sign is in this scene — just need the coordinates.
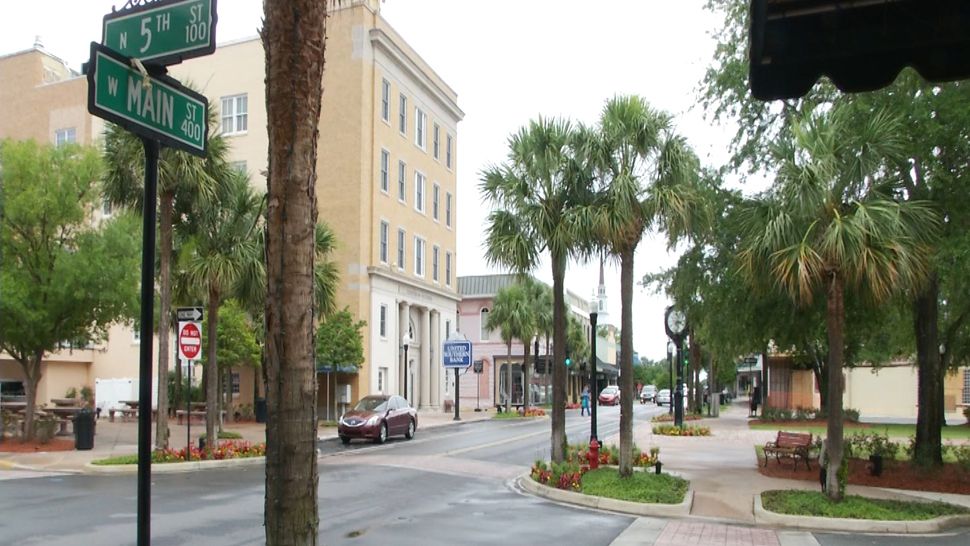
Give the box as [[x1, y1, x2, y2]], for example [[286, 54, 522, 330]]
[[178, 322, 201, 360]]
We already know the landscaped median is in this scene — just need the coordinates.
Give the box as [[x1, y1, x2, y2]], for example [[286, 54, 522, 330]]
[[87, 440, 266, 474], [518, 468, 692, 517], [754, 490, 970, 533]]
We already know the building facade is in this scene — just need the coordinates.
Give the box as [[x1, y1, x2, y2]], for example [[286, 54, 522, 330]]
[[171, 0, 463, 416]]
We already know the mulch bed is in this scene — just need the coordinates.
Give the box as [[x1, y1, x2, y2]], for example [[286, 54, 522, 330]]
[[0, 438, 75, 453], [759, 457, 970, 494]]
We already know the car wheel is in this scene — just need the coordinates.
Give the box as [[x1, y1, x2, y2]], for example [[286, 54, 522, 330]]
[[405, 419, 415, 440], [375, 422, 388, 444], [340, 436, 350, 445]]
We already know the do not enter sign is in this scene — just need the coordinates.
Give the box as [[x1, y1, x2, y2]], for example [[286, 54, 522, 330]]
[[178, 322, 201, 360]]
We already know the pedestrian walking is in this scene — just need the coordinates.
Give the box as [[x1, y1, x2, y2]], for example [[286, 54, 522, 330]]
[[580, 387, 590, 417]]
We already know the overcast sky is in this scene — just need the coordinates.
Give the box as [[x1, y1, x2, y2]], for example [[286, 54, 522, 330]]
[[1, 1, 742, 361]]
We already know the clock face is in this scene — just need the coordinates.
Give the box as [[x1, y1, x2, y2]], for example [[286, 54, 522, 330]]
[[666, 308, 686, 336]]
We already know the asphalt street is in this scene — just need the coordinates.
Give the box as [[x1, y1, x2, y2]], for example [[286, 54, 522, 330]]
[[1, 403, 968, 545]]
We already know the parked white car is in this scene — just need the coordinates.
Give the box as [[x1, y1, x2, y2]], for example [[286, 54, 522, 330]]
[[655, 389, 671, 406]]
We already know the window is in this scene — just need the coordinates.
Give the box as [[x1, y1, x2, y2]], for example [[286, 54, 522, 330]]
[[433, 123, 440, 159], [380, 149, 389, 193], [378, 367, 388, 394], [54, 127, 76, 146], [414, 172, 426, 213], [399, 94, 407, 134], [445, 320, 451, 339], [446, 192, 453, 228], [379, 221, 389, 263], [964, 369, 970, 405], [381, 79, 390, 122], [221, 94, 248, 134], [445, 251, 452, 286], [432, 184, 440, 220], [414, 236, 425, 276], [132, 321, 141, 343], [380, 304, 388, 338], [480, 308, 490, 341], [229, 160, 247, 174], [397, 229, 406, 269], [446, 133, 453, 168], [432, 246, 440, 282], [231, 372, 240, 395], [398, 160, 407, 202], [415, 107, 427, 149]]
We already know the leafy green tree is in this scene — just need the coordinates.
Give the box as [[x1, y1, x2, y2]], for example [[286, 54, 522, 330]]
[[481, 117, 595, 461], [179, 170, 263, 451], [521, 276, 551, 408], [0, 140, 139, 440], [584, 95, 703, 477], [102, 103, 228, 448], [487, 283, 533, 413], [314, 308, 366, 371], [200, 299, 260, 424], [737, 105, 939, 500]]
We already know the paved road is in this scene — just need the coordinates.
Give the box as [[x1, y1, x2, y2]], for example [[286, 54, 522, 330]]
[[1, 403, 968, 545]]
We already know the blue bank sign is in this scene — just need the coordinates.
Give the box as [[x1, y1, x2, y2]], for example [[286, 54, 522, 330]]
[[442, 340, 472, 369]]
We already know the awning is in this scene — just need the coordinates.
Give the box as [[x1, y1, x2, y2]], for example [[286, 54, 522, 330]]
[[315, 364, 359, 374], [749, 0, 970, 100]]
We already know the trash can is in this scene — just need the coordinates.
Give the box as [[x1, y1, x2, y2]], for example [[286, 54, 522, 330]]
[[254, 398, 267, 423], [74, 407, 95, 450], [198, 436, 206, 452]]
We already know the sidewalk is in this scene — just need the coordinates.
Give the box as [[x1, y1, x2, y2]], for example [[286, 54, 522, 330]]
[[0, 406, 493, 473]]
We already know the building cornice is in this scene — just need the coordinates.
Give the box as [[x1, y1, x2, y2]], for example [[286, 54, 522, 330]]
[[369, 266, 461, 303], [369, 28, 465, 122]]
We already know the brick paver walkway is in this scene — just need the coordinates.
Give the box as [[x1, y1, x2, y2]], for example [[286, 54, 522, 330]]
[[654, 522, 780, 546]]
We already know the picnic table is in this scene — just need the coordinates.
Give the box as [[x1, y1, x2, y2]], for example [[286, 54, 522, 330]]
[[175, 407, 226, 425], [45, 406, 82, 435]]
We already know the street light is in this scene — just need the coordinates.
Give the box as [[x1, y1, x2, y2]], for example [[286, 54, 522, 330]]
[[402, 330, 413, 403], [667, 340, 675, 416], [589, 302, 599, 445], [664, 306, 687, 427]]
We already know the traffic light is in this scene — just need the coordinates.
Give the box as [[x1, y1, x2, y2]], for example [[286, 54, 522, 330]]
[[565, 344, 572, 367]]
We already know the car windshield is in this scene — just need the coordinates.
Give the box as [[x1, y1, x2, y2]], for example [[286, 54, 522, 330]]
[[602, 387, 617, 394], [354, 396, 388, 412]]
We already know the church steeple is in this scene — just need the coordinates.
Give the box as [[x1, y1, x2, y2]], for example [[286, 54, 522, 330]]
[[596, 255, 608, 318]]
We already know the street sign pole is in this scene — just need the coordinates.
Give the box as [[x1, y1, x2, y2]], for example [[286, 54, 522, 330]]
[[185, 357, 191, 461], [454, 369, 461, 421], [136, 137, 159, 546]]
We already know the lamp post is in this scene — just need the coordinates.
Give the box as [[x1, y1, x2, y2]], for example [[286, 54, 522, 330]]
[[534, 338, 540, 409], [663, 306, 687, 428], [588, 299, 600, 468], [402, 331, 413, 403], [667, 341, 675, 416]]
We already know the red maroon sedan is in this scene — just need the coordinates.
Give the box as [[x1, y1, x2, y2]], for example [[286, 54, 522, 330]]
[[598, 386, 620, 406], [338, 394, 417, 444]]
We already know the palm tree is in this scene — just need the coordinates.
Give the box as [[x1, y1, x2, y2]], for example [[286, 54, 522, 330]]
[[584, 95, 702, 477], [522, 276, 552, 408], [179, 170, 264, 452], [487, 284, 533, 413], [481, 117, 595, 462], [738, 105, 939, 501], [102, 106, 228, 449]]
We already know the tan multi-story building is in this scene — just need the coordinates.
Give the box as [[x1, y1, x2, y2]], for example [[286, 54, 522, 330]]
[[172, 0, 463, 417]]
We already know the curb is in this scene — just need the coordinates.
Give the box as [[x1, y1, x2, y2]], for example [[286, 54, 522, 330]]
[[753, 493, 970, 533], [86, 456, 266, 474], [517, 472, 693, 518]]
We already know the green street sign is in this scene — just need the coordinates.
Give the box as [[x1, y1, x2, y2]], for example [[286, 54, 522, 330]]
[[103, 0, 217, 66], [86, 42, 208, 156]]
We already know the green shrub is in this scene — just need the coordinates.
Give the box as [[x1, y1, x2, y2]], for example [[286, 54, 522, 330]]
[[762, 490, 968, 520], [964, 406, 970, 425], [64, 387, 78, 399], [652, 424, 711, 436], [844, 408, 861, 423], [199, 430, 243, 440]]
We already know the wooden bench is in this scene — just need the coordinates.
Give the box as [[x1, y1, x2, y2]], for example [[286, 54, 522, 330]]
[[175, 409, 226, 425], [763, 431, 815, 470]]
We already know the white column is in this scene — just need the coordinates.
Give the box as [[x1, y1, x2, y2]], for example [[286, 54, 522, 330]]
[[430, 310, 440, 409], [399, 302, 410, 398], [420, 306, 431, 409]]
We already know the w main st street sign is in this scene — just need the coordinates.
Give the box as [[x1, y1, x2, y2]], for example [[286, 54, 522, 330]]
[[103, 0, 217, 66], [86, 42, 208, 156]]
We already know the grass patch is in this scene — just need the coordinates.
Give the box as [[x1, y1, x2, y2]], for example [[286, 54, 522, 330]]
[[580, 468, 688, 504], [761, 490, 969, 521], [493, 411, 526, 420], [92, 454, 139, 466], [199, 430, 243, 440], [318, 420, 338, 427], [749, 422, 970, 440]]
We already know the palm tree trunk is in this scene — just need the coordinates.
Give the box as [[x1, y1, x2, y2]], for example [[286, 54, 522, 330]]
[[262, 2, 326, 542], [824, 271, 846, 501], [505, 340, 512, 413], [155, 192, 173, 449], [551, 252, 568, 463], [914, 273, 943, 467], [618, 248, 635, 477], [523, 339, 531, 410], [205, 285, 219, 454]]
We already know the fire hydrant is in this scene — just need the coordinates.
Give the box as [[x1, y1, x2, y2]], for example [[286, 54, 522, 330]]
[[587, 438, 600, 470]]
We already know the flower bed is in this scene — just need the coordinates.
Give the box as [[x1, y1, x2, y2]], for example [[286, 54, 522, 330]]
[[92, 440, 266, 465], [651, 413, 701, 423], [529, 461, 687, 504], [521, 407, 546, 417], [652, 424, 710, 436]]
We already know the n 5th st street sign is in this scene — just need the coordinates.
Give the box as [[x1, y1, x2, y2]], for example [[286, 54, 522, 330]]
[[103, 0, 217, 66], [86, 42, 208, 156]]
